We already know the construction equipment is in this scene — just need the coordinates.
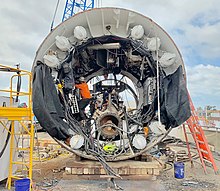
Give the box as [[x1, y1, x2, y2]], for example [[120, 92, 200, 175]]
[[32, 7, 191, 162], [51, 0, 94, 31], [62, 0, 94, 21], [0, 64, 34, 190], [183, 94, 218, 174]]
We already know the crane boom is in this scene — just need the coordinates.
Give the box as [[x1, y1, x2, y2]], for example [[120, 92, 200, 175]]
[[62, 0, 94, 21]]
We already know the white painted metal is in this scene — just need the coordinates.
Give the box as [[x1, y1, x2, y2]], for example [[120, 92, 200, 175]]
[[33, 7, 184, 73], [33, 7, 185, 108], [31, 7, 187, 161], [132, 134, 147, 150], [0, 97, 18, 181]]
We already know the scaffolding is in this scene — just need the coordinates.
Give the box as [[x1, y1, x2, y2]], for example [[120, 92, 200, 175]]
[[0, 64, 33, 190]]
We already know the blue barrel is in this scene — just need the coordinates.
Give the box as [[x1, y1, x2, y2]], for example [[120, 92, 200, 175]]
[[174, 162, 184, 179], [15, 178, 30, 191]]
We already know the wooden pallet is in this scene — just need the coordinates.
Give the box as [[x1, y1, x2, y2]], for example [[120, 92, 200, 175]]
[[64, 155, 163, 180], [34, 139, 59, 147]]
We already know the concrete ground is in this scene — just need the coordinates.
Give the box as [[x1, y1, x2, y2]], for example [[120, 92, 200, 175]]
[[0, 180, 165, 191], [55, 179, 166, 191]]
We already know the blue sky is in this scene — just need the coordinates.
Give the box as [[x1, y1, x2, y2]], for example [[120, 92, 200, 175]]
[[0, 0, 219, 109]]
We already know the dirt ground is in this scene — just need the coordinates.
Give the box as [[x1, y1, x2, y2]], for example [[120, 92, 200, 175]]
[[158, 158, 220, 191], [1, 152, 219, 191], [1, 132, 220, 191], [29, 151, 220, 191]]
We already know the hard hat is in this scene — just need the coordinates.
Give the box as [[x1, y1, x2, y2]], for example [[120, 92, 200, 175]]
[[79, 76, 85, 82]]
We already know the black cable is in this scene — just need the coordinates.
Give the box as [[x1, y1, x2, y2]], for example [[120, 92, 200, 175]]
[[15, 72, 21, 102], [126, 111, 142, 126], [0, 124, 12, 158], [58, 88, 121, 178]]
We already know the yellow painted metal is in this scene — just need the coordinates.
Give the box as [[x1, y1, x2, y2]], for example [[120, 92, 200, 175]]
[[0, 64, 30, 73], [0, 64, 33, 190], [0, 107, 32, 120], [10, 176, 22, 180], [14, 148, 30, 151], [0, 89, 30, 95], [0, 121, 11, 134], [11, 161, 29, 165], [29, 123, 34, 188], [19, 121, 31, 135]]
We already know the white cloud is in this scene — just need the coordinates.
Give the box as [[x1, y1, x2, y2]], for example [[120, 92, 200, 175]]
[[186, 64, 220, 107], [183, 23, 220, 58], [0, 0, 219, 108], [103, 0, 220, 59], [0, 0, 66, 70], [103, 0, 220, 27]]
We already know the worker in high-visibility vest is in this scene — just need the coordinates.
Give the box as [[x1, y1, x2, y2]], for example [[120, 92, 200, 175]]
[[75, 76, 92, 120]]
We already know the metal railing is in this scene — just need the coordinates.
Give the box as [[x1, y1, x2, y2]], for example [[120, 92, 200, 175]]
[[0, 64, 33, 190]]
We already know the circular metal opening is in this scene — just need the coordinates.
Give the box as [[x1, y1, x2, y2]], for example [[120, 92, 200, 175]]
[[100, 115, 119, 127]]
